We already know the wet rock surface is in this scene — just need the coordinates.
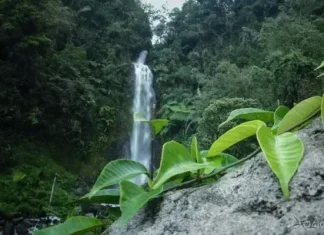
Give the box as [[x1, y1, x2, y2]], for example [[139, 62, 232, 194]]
[[105, 119, 324, 235]]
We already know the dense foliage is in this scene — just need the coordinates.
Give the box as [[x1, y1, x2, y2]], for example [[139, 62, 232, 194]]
[[0, 0, 151, 163], [38, 87, 324, 234], [1, 0, 324, 233], [0, 0, 152, 220], [151, 0, 324, 146]]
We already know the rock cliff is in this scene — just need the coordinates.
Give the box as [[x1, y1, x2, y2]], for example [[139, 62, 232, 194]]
[[106, 119, 324, 235]]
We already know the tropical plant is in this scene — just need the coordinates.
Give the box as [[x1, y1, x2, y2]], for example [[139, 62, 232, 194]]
[[36, 58, 324, 234]]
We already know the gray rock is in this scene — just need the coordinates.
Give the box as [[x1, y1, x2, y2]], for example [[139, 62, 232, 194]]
[[105, 119, 324, 235]]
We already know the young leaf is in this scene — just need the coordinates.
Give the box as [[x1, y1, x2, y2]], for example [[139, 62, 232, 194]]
[[257, 126, 304, 199], [219, 108, 274, 128], [204, 153, 238, 175], [71, 189, 120, 204], [119, 181, 162, 226], [191, 135, 204, 175], [34, 216, 103, 235], [208, 120, 266, 157], [152, 141, 209, 189], [272, 106, 290, 131], [191, 135, 203, 163], [89, 160, 149, 197], [277, 96, 322, 135]]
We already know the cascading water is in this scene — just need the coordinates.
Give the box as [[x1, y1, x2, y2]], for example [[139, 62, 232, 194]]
[[130, 51, 155, 185]]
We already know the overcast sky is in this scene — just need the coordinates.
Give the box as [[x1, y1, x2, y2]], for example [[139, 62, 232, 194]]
[[143, 0, 185, 10]]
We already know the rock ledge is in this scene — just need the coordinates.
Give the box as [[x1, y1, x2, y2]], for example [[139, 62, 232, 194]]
[[105, 119, 324, 235]]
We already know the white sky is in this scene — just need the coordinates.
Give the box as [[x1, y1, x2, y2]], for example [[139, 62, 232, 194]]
[[143, 0, 185, 10]]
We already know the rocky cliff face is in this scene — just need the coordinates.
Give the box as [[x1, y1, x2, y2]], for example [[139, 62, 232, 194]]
[[105, 119, 324, 235]]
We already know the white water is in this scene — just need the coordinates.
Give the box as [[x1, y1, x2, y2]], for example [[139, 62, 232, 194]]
[[130, 51, 155, 185]]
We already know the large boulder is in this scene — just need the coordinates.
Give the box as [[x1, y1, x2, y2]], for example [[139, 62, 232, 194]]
[[105, 119, 324, 235]]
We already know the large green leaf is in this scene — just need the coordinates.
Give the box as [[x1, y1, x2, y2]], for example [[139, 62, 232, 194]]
[[277, 96, 322, 135], [208, 120, 266, 157], [257, 126, 304, 199], [151, 141, 209, 189], [272, 106, 290, 131], [219, 108, 274, 128], [89, 160, 149, 197], [72, 189, 120, 204], [149, 119, 169, 136], [119, 181, 162, 226], [34, 216, 103, 235], [317, 72, 324, 78]]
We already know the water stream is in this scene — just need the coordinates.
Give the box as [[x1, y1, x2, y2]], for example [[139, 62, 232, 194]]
[[130, 51, 155, 185]]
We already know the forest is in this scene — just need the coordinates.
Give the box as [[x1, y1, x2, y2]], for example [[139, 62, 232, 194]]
[[1, 0, 324, 234]]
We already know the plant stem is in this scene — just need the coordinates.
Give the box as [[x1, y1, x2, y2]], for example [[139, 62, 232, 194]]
[[284, 109, 320, 133], [163, 147, 261, 193], [163, 109, 321, 194]]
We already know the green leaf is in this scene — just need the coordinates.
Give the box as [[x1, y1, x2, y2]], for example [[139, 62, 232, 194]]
[[34, 216, 103, 235], [149, 119, 169, 136], [208, 120, 266, 157], [72, 189, 120, 204], [191, 135, 204, 175], [272, 106, 290, 131], [152, 141, 209, 189], [219, 108, 274, 128], [134, 112, 169, 136], [315, 61, 324, 70], [89, 160, 149, 197], [317, 72, 324, 78], [169, 105, 194, 113], [277, 96, 322, 135], [119, 181, 162, 226], [221, 154, 239, 166], [256, 126, 304, 199], [191, 136, 203, 163], [322, 94, 324, 129], [200, 150, 208, 159], [12, 171, 26, 182], [204, 153, 239, 175]]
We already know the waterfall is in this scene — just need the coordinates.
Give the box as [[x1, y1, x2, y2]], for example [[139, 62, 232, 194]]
[[130, 51, 155, 185]]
